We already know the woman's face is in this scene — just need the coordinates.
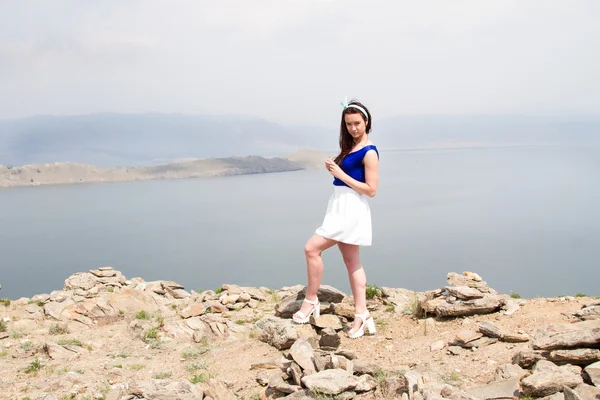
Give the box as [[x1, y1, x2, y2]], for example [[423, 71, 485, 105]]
[[344, 112, 367, 140]]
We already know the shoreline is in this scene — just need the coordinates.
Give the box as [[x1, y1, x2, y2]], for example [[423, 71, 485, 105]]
[[0, 150, 328, 190], [0, 143, 548, 190]]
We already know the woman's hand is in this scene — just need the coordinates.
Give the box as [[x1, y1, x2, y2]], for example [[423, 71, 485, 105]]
[[325, 159, 344, 179]]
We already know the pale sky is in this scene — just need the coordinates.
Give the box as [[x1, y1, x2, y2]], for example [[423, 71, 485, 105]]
[[0, 0, 599, 126]]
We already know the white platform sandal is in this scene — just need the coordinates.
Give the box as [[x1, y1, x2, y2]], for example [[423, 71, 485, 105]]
[[347, 311, 376, 339], [292, 297, 320, 324]]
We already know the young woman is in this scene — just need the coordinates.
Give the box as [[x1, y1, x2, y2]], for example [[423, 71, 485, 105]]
[[292, 98, 379, 339]]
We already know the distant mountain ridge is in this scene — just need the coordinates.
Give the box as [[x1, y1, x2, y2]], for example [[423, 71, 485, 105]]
[[0, 113, 336, 167], [0, 113, 598, 167]]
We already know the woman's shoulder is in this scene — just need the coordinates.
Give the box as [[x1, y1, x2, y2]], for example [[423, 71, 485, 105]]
[[364, 142, 379, 155]]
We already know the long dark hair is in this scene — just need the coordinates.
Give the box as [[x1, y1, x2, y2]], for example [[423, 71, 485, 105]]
[[334, 99, 372, 165]]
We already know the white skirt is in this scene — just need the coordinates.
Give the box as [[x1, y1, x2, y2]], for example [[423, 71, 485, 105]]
[[315, 185, 373, 246]]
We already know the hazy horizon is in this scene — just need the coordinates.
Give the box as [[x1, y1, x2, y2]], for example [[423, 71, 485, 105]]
[[1, 1, 599, 127]]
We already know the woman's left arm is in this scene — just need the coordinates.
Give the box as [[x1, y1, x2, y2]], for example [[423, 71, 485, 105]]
[[326, 150, 379, 197]]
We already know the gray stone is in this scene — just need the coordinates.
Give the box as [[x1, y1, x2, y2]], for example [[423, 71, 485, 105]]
[[464, 378, 519, 399], [256, 370, 275, 385], [169, 288, 191, 299], [250, 356, 292, 371], [202, 378, 236, 400], [379, 376, 408, 398], [161, 320, 195, 342], [288, 362, 303, 386], [571, 305, 600, 321], [255, 317, 299, 350], [90, 268, 116, 278], [494, 363, 527, 381], [43, 298, 75, 320], [313, 353, 330, 372], [239, 293, 252, 302], [571, 383, 600, 399], [275, 296, 303, 319], [512, 349, 545, 368], [440, 384, 453, 397], [280, 389, 313, 399], [520, 360, 583, 398], [503, 300, 520, 315], [500, 332, 529, 343], [289, 338, 316, 375], [478, 321, 501, 338], [455, 329, 483, 344], [355, 374, 376, 392], [446, 272, 493, 293], [332, 302, 356, 320], [548, 348, 600, 365], [428, 295, 505, 318], [181, 304, 205, 319], [301, 369, 359, 395], [64, 272, 97, 291], [24, 303, 42, 314], [584, 360, 600, 386], [268, 373, 300, 394], [353, 360, 379, 375], [300, 285, 346, 304], [445, 286, 485, 300], [161, 281, 185, 290], [319, 327, 341, 349], [405, 370, 423, 400], [563, 386, 583, 400], [330, 354, 353, 374], [312, 314, 343, 330], [533, 320, 600, 350]]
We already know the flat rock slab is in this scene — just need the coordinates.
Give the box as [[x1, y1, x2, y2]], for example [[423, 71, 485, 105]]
[[464, 378, 520, 399], [90, 268, 116, 278], [571, 305, 600, 321], [478, 321, 502, 338], [312, 314, 343, 330], [548, 348, 600, 365], [301, 369, 359, 395], [533, 320, 600, 350], [520, 360, 583, 398], [429, 295, 505, 317], [445, 286, 485, 300]]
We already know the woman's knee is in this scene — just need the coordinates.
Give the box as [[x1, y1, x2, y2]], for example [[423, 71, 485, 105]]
[[304, 242, 319, 258]]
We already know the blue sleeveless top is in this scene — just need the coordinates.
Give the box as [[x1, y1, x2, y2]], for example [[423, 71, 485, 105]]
[[333, 144, 379, 187]]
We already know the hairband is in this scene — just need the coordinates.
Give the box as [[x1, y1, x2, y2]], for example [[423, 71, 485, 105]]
[[340, 96, 368, 119]]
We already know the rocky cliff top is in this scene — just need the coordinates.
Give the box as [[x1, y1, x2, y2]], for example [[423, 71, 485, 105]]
[[1, 268, 599, 399]]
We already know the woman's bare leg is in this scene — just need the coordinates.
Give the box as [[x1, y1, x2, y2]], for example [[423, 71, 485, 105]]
[[337, 242, 368, 332], [296, 234, 337, 317]]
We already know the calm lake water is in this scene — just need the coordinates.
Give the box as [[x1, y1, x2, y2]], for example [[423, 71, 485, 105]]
[[1, 144, 599, 300]]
